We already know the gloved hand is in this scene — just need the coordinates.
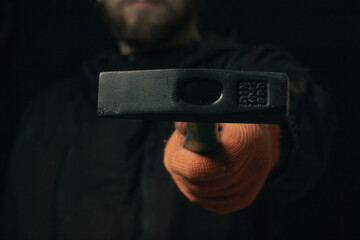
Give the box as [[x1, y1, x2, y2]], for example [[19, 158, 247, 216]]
[[164, 122, 281, 214]]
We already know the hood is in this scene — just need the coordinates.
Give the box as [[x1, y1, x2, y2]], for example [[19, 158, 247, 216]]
[[80, 33, 243, 102]]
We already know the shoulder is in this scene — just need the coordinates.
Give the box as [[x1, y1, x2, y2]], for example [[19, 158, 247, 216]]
[[17, 48, 121, 140], [27, 75, 84, 112], [199, 33, 308, 75], [15, 74, 91, 141]]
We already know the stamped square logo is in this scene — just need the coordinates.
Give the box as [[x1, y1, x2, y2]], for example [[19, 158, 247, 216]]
[[238, 81, 267, 106]]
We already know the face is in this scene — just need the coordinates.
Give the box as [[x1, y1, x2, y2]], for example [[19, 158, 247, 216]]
[[97, 0, 197, 47]]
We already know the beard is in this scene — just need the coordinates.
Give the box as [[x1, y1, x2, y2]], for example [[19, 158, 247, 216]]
[[100, 0, 197, 49]]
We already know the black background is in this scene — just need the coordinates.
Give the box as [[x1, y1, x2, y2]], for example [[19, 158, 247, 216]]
[[1, 0, 359, 238]]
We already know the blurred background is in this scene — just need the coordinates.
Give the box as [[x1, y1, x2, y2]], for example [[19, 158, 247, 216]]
[[1, 0, 359, 238]]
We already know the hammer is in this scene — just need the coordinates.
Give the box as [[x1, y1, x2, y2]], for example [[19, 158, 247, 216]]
[[97, 69, 289, 153]]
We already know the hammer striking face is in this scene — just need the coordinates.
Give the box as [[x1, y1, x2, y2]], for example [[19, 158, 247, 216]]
[[97, 69, 289, 123]]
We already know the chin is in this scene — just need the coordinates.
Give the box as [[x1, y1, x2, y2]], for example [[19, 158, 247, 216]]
[[125, 8, 168, 26]]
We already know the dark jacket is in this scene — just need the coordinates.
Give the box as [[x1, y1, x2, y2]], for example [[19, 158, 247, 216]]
[[1, 34, 336, 240]]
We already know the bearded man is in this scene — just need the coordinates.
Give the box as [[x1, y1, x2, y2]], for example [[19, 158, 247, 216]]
[[1, 0, 335, 239]]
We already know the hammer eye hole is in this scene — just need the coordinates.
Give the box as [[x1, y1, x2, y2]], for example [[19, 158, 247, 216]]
[[180, 78, 223, 106]]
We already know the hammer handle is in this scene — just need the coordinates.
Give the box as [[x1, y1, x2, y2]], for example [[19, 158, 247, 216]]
[[184, 122, 221, 153]]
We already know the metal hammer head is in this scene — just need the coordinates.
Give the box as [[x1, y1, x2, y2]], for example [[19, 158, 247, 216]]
[[97, 69, 289, 123]]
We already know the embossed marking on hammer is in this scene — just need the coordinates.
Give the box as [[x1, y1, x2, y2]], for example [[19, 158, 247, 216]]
[[238, 81, 267, 106]]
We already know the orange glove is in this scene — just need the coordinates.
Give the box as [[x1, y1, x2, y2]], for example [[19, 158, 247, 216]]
[[164, 123, 281, 214]]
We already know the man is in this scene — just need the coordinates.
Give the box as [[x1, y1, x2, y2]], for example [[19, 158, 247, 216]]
[[1, 0, 335, 239]]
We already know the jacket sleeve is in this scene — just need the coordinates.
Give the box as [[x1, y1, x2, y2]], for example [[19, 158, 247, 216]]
[[0, 174, 18, 239], [230, 44, 338, 204], [0, 104, 34, 239], [0, 88, 60, 239]]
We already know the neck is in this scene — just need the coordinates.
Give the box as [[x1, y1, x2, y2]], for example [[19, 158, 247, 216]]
[[118, 22, 201, 55]]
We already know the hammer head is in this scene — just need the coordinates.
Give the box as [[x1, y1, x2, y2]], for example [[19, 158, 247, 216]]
[[97, 69, 289, 123]]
